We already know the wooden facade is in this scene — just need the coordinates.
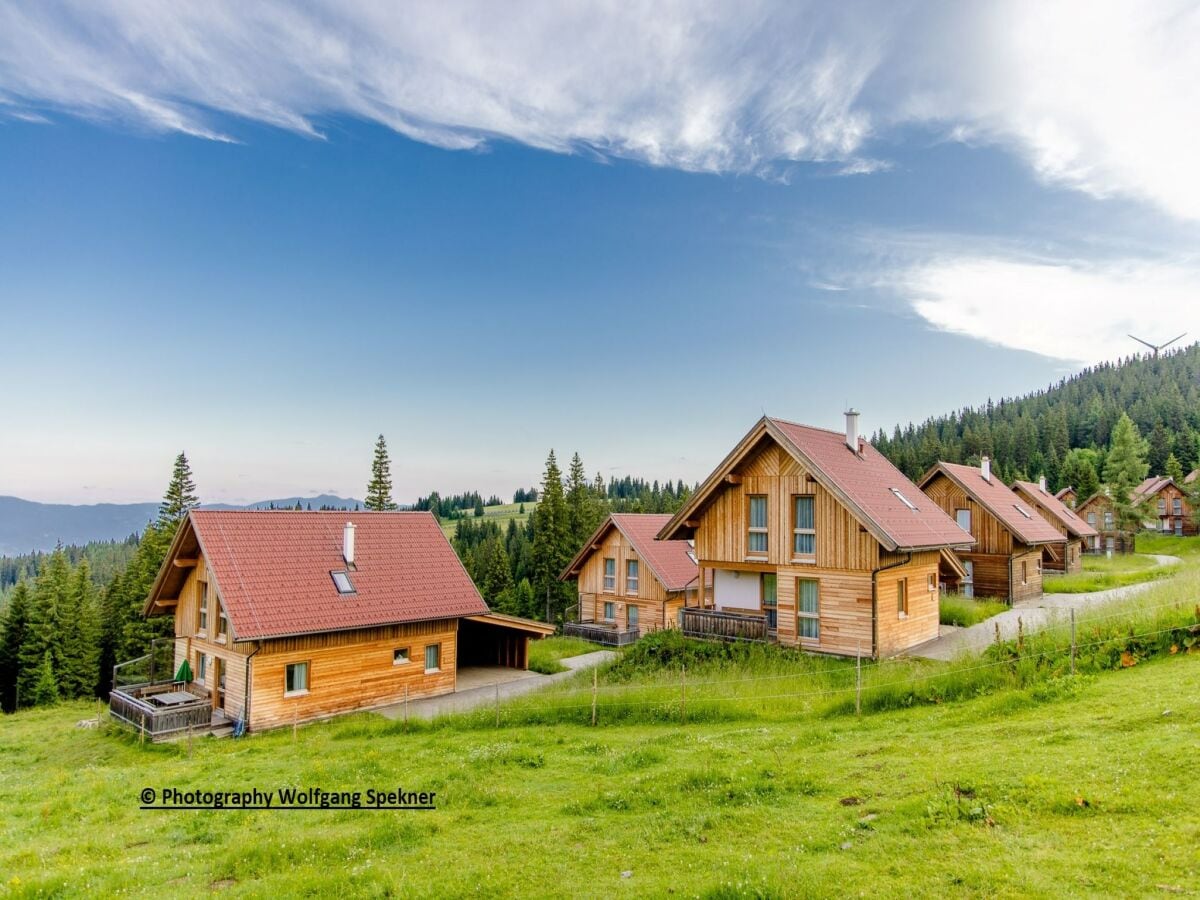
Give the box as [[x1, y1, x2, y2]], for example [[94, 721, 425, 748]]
[[920, 471, 1046, 602], [1076, 494, 1137, 553], [1141, 481, 1196, 536], [573, 527, 690, 632], [1012, 483, 1088, 575]]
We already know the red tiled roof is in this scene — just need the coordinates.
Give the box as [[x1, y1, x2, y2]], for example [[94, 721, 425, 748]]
[[1132, 476, 1171, 500], [187, 510, 488, 641], [767, 419, 974, 551], [1054, 487, 1074, 499], [611, 514, 702, 591], [1187, 469, 1200, 485], [1012, 481, 1098, 539], [924, 463, 1063, 546]]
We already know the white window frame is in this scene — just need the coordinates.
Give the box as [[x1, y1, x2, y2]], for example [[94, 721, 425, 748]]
[[393, 647, 410, 665], [963, 561, 974, 598], [792, 495, 815, 560], [797, 578, 819, 641], [955, 508, 972, 533], [196, 651, 207, 683], [198, 582, 208, 635], [285, 661, 309, 696], [424, 644, 441, 673], [625, 559, 639, 595], [602, 557, 616, 593], [747, 495, 768, 556], [627, 604, 639, 629], [603, 600, 615, 621]]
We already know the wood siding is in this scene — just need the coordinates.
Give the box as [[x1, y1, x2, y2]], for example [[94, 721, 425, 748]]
[[574, 527, 682, 631]]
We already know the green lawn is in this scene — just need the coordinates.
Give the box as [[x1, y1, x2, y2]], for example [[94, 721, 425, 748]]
[[1044, 552, 1178, 593], [527, 636, 598, 674], [2, 653, 1198, 896], [939, 594, 1009, 627], [438, 501, 537, 538]]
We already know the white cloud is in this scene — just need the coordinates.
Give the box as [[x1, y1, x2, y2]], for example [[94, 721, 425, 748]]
[[0, 1, 1196, 220], [903, 255, 1200, 363]]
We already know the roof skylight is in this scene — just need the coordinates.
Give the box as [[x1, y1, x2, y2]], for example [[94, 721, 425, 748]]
[[1014, 505, 1033, 519], [891, 488, 918, 511], [331, 570, 356, 594]]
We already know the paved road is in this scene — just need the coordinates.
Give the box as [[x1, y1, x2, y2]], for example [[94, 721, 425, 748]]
[[910, 554, 1182, 662], [377, 649, 616, 721]]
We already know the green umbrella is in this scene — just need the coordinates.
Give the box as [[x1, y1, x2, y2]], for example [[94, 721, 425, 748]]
[[175, 659, 193, 683]]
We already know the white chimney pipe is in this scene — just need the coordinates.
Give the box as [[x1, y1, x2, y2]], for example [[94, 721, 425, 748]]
[[981, 456, 991, 483], [1039, 475, 1047, 492], [845, 408, 860, 453], [343, 521, 356, 566]]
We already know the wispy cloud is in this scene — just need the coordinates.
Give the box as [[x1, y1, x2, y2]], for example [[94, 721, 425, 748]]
[[901, 255, 1200, 364]]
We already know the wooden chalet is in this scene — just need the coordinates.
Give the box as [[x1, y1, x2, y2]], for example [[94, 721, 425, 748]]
[[919, 459, 1062, 602], [657, 412, 974, 658], [559, 513, 706, 645], [110, 510, 552, 739], [1075, 490, 1135, 553], [1055, 486, 1077, 508], [1012, 477, 1099, 574], [1131, 476, 1195, 536]]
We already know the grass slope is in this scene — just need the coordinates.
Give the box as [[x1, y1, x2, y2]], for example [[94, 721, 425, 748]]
[[527, 636, 597, 674], [1045, 552, 1178, 594], [437, 501, 536, 538], [3, 655, 1199, 897], [939, 594, 1009, 627]]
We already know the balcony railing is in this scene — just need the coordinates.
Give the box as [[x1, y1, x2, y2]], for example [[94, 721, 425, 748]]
[[109, 680, 213, 740], [563, 620, 641, 647], [680, 607, 769, 643]]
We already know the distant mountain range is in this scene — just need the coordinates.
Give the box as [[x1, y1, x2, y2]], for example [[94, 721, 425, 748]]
[[0, 494, 363, 555]]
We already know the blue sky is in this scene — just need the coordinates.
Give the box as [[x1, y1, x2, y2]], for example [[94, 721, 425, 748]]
[[0, 2, 1197, 505]]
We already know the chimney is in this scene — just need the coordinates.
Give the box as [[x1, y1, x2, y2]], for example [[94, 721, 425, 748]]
[[844, 408, 860, 453], [1039, 475, 1047, 492], [343, 521, 356, 566], [981, 456, 991, 483]]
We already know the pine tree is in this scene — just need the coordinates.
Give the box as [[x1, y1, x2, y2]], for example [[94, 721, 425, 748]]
[[0, 581, 31, 711], [1146, 422, 1171, 475], [565, 452, 601, 553], [1061, 448, 1100, 502], [61, 560, 100, 699], [159, 452, 199, 526], [365, 434, 398, 511], [1104, 413, 1150, 533], [1165, 452, 1184, 483], [531, 450, 569, 621], [32, 651, 58, 706]]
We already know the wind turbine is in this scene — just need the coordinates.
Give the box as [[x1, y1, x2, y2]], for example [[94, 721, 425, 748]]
[[1128, 332, 1187, 357]]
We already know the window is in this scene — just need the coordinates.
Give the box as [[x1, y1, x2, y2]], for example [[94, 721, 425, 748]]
[[1014, 504, 1033, 519], [897, 578, 908, 618], [747, 496, 768, 554], [216, 602, 228, 641], [393, 647, 410, 665], [1173, 498, 1183, 515], [797, 578, 819, 640], [963, 561, 974, 598], [955, 508, 972, 532], [1104, 511, 1114, 529], [891, 488, 918, 511], [196, 652, 207, 683], [928, 573, 937, 592], [626, 559, 639, 594], [627, 605, 639, 628], [424, 644, 441, 673], [602, 558, 616, 592], [285, 662, 308, 695], [1158, 499, 1166, 515], [792, 495, 815, 558], [1176, 519, 1183, 536], [761, 573, 777, 629], [1087, 511, 1096, 526], [603, 601, 615, 621], [198, 582, 209, 634], [331, 570, 355, 594], [1021, 561, 1028, 584]]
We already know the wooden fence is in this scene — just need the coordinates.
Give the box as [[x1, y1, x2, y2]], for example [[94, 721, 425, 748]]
[[109, 684, 212, 740], [680, 608, 769, 643], [563, 621, 641, 647]]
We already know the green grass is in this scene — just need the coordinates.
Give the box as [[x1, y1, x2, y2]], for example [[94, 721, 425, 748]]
[[3, 652, 1199, 896], [1044, 552, 1178, 593], [527, 636, 597, 674], [939, 594, 1009, 627], [438, 501, 536, 538]]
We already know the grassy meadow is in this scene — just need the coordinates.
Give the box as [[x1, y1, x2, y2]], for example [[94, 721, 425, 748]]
[[939, 594, 1009, 627], [437, 501, 536, 539], [1044, 551, 1179, 594], [527, 636, 597, 674]]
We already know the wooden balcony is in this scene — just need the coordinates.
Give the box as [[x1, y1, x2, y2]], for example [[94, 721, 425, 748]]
[[109, 680, 215, 741], [680, 607, 770, 643], [563, 620, 641, 647]]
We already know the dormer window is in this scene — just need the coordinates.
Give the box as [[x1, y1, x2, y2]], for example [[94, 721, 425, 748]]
[[331, 570, 356, 594]]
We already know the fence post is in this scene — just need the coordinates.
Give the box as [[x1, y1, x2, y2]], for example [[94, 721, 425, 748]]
[[293, 708, 298, 741], [855, 643, 862, 716], [680, 664, 687, 725], [994, 621, 1001, 646], [404, 684, 409, 731], [140, 711, 145, 745], [1070, 608, 1077, 675], [495, 683, 500, 728], [1017, 617, 1024, 653], [591, 667, 598, 727]]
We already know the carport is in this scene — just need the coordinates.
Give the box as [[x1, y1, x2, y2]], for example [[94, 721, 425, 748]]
[[457, 612, 555, 670]]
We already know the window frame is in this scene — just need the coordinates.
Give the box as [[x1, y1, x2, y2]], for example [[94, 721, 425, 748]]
[[424, 644, 441, 674], [285, 661, 309, 696], [897, 577, 908, 618], [393, 647, 410, 666], [747, 495, 769, 556], [198, 585, 209, 635], [625, 558, 639, 595], [196, 651, 207, 683], [927, 573, 937, 593], [603, 600, 615, 621], [626, 604, 639, 629], [955, 508, 972, 533], [602, 557, 616, 593], [791, 494, 816, 561], [796, 578, 819, 641], [1173, 498, 1183, 515], [963, 560, 974, 598], [216, 600, 228, 643]]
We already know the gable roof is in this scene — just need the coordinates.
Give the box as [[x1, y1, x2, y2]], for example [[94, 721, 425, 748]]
[[147, 510, 488, 641], [1054, 486, 1075, 499], [1012, 480, 1099, 539], [1186, 469, 1199, 485], [560, 513, 701, 592], [658, 416, 974, 552], [1132, 475, 1174, 500], [920, 462, 1063, 546]]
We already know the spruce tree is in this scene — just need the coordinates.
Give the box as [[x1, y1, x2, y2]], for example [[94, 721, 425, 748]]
[[32, 651, 58, 706], [0, 581, 31, 711], [365, 434, 398, 511], [565, 452, 601, 553], [1104, 413, 1150, 533], [531, 450, 569, 621], [159, 452, 199, 526], [1165, 453, 1184, 483], [61, 560, 100, 699]]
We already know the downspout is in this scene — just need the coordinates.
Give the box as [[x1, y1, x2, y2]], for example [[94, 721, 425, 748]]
[[871, 551, 912, 659], [242, 643, 261, 734], [1008, 553, 1015, 604]]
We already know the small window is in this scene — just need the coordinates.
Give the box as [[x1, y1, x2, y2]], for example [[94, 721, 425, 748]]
[[792, 495, 815, 558], [198, 585, 208, 633], [285, 662, 309, 695], [196, 652, 207, 683], [331, 570, 355, 594], [891, 488, 917, 511], [1104, 511, 1114, 529], [956, 509, 972, 532], [797, 578, 819, 640], [963, 561, 974, 598], [627, 605, 639, 628], [602, 558, 616, 592], [603, 601, 615, 621], [217, 603, 228, 640], [1086, 512, 1096, 526], [393, 647, 410, 665], [747, 496, 768, 555], [625, 559, 639, 594], [927, 573, 937, 592], [897, 578, 908, 618], [1021, 561, 1028, 584], [1173, 498, 1182, 515], [1157, 499, 1166, 514], [424, 644, 440, 673]]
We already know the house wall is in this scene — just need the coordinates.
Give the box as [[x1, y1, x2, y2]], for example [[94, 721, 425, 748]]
[[1077, 496, 1140, 552], [575, 527, 676, 631], [248, 619, 458, 731], [1146, 483, 1197, 536]]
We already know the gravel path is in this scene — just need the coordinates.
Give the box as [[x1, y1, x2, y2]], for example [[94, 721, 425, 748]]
[[909, 554, 1182, 662], [377, 649, 616, 721]]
